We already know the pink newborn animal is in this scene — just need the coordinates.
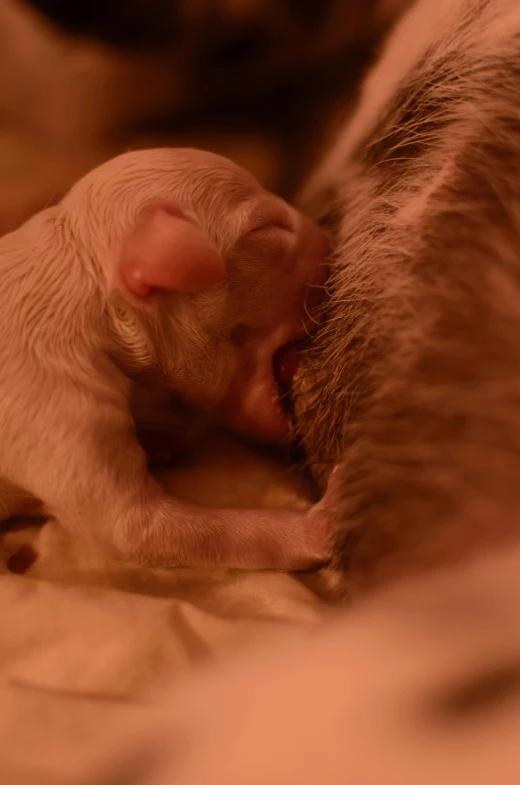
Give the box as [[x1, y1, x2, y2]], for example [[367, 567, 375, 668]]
[[0, 148, 330, 571]]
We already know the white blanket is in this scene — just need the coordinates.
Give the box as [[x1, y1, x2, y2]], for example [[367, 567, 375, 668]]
[[3, 534, 520, 785], [0, 427, 336, 782]]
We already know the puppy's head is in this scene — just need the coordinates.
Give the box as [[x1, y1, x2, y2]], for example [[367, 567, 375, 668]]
[[64, 148, 329, 442]]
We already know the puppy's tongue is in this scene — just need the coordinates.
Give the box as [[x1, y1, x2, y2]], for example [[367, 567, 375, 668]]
[[273, 342, 299, 411]]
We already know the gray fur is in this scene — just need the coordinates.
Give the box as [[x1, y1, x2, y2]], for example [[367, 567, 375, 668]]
[[293, 0, 520, 593]]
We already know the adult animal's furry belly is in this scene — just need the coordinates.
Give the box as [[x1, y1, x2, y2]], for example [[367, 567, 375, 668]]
[[292, 0, 520, 596]]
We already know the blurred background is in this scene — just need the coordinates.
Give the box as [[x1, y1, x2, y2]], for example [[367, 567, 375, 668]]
[[0, 0, 410, 235]]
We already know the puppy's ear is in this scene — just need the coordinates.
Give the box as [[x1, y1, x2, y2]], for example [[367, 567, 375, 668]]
[[117, 206, 226, 297]]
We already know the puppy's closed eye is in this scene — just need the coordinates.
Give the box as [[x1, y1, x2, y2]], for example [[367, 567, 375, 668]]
[[242, 197, 295, 236], [247, 218, 294, 235]]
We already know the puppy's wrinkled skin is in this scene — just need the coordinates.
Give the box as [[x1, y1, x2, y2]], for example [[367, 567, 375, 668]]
[[0, 147, 330, 571], [293, 0, 520, 594]]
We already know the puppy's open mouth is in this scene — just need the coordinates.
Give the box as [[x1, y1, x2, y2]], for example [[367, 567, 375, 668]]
[[272, 341, 300, 416]]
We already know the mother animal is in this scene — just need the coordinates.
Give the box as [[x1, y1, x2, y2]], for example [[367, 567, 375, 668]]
[[292, 0, 520, 595]]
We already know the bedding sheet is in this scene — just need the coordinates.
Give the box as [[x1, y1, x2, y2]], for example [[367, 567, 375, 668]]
[[0, 428, 335, 782], [3, 525, 520, 785]]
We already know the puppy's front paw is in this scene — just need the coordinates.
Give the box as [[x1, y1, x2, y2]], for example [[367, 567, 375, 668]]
[[302, 466, 341, 569]]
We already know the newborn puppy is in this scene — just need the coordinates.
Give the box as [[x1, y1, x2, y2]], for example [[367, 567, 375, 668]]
[[0, 148, 330, 571]]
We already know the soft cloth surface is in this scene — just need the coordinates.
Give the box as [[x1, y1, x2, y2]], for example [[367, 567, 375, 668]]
[[0, 430, 337, 783], [1, 429, 333, 699], [3, 541, 520, 784]]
